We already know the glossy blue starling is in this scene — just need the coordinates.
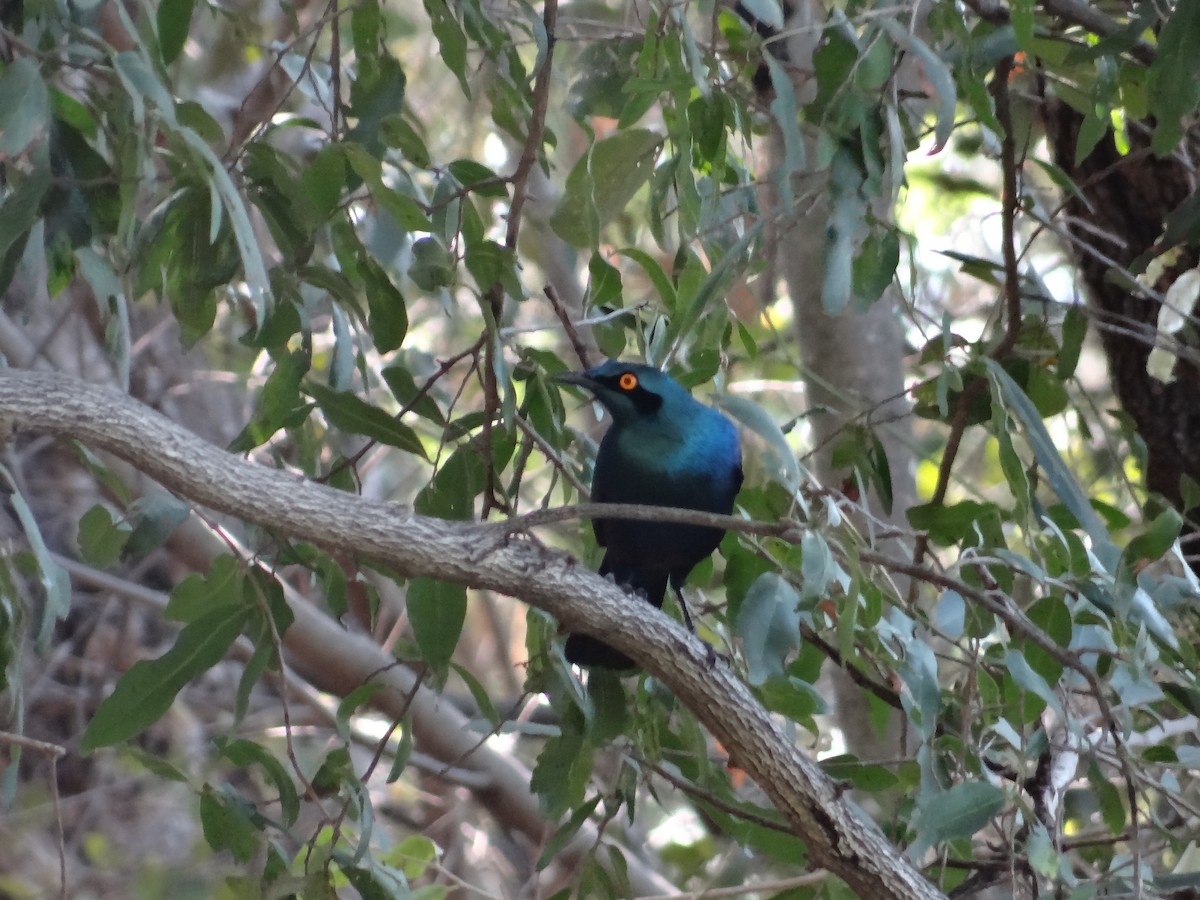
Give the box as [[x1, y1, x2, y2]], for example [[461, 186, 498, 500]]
[[558, 361, 743, 669]]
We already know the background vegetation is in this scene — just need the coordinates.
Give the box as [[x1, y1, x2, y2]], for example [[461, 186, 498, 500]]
[[1, 0, 1199, 897]]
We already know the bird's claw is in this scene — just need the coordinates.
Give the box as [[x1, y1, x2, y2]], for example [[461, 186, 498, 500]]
[[701, 642, 732, 669]]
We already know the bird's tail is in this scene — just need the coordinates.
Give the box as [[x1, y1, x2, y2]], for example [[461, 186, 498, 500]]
[[564, 634, 637, 670], [564, 563, 668, 671]]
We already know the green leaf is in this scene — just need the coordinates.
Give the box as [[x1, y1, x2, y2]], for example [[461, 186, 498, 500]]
[[123, 490, 191, 561], [853, 227, 900, 307], [342, 145, 432, 231], [1010, 0, 1034, 50], [124, 747, 190, 783], [382, 116, 432, 168], [1074, 113, 1109, 166], [1004, 648, 1061, 719], [235, 617, 276, 724], [361, 259, 409, 353], [821, 754, 900, 793], [77, 504, 131, 568], [340, 862, 410, 899], [0, 159, 50, 273], [735, 573, 801, 685], [0, 463, 70, 654], [465, 240, 521, 298], [352, 0, 382, 56], [165, 555, 243, 622], [1057, 304, 1087, 380], [617, 247, 677, 312], [915, 781, 1006, 847], [385, 834, 439, 880], [227, 351, 311, 452], [200, 784, 261, 863], [585, 670, 628, 743], [822, 148, 867, 314], [448, 159, 506, 197], [1089, 761, 1125, 835], [423, 0, 471, 96], [213, 737, 301, 827], [337, 683, 385, 740], [715, 393, 801, 489], [530, 719, 592, 819], [907, 500, 998, 545], [1120, 507, 1183, 578], [549, 129, 663, 248], [174, 128, 274, 325], [81, 603, 253, 752], [664, 219, 763, 356], [935, 590, 965, 638], [157, 0, 197, 65], [588, 252, 623, 308], [312, 745, 355, 797], [244, 144, 317, 266], [758, 675, 826, 721], [0, 58, 50, 157], [407, 578, 466, 669], [449, 662, 501, 728], [307, 381, 427, 457], [984, 359, 1114, 563], [898, 640, 940, 738], [386, 713, 415, 783], [1148, 0, 1200, 156], [415, 445, 485, 520], [764, 54, 805, 196], [408, 236, 456, 291], [537, 796, 602, 870], [347, 52, 407, 153], [878, 19, 956, 153], [381, 365, 445, 424]]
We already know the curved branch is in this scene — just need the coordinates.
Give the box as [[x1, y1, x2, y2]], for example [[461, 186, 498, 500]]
[[0, 369, 944, 900]]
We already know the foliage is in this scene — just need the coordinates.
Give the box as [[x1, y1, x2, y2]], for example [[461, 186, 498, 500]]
[[1, 0, 1199, 896]]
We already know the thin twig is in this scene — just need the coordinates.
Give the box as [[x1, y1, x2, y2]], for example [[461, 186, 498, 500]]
[[0, 732, 67, 896], [544, 284, 591, 369], [647, 761, 797, 836], [990, 55, 1024, 361], [505, 1, 559, 252], [319, 338, 483, 484], [909, 55, 1025, 577], [482, 0, 560, 517]]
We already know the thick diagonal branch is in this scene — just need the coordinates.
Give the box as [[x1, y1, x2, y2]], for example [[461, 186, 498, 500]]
[[0, 369, 944, 900]]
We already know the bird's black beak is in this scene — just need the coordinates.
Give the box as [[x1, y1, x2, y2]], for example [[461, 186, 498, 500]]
[[554, 370, 598, 392]]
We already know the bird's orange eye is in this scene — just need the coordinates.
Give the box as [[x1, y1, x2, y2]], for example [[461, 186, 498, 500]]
[[618, 372, 638, 391]]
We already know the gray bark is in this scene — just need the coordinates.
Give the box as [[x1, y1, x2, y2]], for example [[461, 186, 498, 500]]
[[0, 368, 945, 900]]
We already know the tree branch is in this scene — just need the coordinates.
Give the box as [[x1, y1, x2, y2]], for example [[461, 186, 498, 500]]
[[990, 54, 1024, 361], [0, 368, 946, 900]]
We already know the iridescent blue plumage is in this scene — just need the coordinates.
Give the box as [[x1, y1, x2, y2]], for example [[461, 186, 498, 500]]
[[558, 361, 743, 669]]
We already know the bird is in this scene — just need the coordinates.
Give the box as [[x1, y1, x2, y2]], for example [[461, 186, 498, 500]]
[[557, 360, 743, 670]]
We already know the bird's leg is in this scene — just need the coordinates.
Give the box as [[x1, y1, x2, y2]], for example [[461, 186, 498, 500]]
[[673, 584, 697, 633], [673, 585, 722, 668]]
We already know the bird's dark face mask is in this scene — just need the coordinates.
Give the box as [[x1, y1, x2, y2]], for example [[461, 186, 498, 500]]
[[556, 366, 664, 421]]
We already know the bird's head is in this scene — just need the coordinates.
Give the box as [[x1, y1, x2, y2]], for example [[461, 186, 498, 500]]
[[556, 361, 689, 424]]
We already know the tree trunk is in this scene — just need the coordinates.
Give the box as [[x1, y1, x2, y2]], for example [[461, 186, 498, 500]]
[[1042, 97, 1200, 512]]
